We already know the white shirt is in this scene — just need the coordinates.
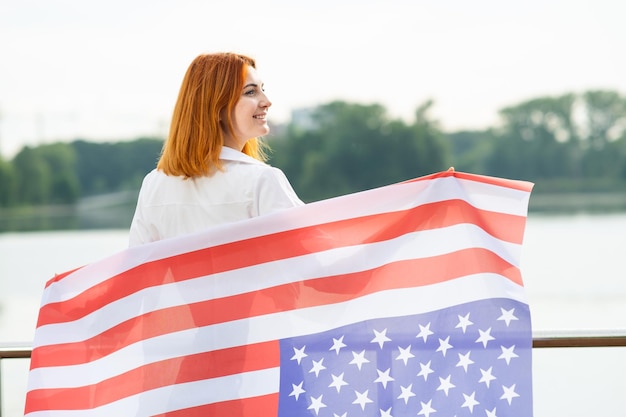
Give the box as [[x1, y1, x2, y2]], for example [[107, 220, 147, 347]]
[[128, 147, 303, 246]]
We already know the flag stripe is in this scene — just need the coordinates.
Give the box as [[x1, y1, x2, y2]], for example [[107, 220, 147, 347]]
[[26, 172, 534, 417], [151, 394, 279, 417], [38, 188, 525, 312], [42, 174, 530, 291], [33, 223, 521, 348], [28, 274, 524, 391], [27, 368, 281, 417], [27, 277, 528, 415], [37, 199, 525, 328], [30, 246, 519, 369], [25, 341, 279, 413], [412, 170, 534, 192]]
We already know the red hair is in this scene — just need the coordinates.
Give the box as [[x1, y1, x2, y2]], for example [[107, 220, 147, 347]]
[[157, 53, 268, 177]]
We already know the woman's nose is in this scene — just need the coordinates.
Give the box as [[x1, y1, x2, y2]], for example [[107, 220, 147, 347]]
[[261, 92, 272, 108]]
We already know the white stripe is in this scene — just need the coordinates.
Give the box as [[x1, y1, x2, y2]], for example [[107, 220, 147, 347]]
[[41, 176, 530, 305], [25, 367, 280, 417], [450, 176, 531, 216], [28, 274, 526, 390], [33, 223, 522, 346]]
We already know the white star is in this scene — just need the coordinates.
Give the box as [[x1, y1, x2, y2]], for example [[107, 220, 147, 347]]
[[417, 360, 434, 381], [461, 391, 480, 413], [371, 328, 392, 349], [374, 368, 395, 389], [353, 389, 373, 410], [380, 407, 393, 417], [416, 322, 434, 342], [417, 399, 436, 417], [329, 372, 349, 393], [436, 336, 453, 356], [475, 327, 496, 348], [396, 345, 415, 365], [456, 351, 475, 372], [498, 345, 519, 365], [479, 367, 497, 388], [497, 308, 519, 327], [500, 384, 520, 405], [456, 313, 473, 333], [333, 413, 347, 417], [330, 335, 347, 355], [289, 381, 305, 401], [291, 346, 307, 364], [307, 395, 326, 415], [397, 384, 415, 404], [309, 358, 326, 377], [350, 350, 370, 370], [437, 375, 456, 396], [485, 407, 498, 417]]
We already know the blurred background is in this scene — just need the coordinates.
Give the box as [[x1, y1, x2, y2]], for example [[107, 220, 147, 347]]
[[2, 0, 626, 221], [1, 1, 625, 416]]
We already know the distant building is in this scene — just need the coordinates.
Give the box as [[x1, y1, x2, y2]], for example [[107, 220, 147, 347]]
[[290, 107, 317, 131]]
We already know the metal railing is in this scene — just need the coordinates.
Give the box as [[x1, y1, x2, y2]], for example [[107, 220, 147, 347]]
[[2, 332, 626, 415], [531, 330, 626, 348], [0, 344, 31, 417]]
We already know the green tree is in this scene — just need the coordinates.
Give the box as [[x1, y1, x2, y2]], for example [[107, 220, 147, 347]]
[[0, 155, 16, 207], [578, 91, 626, 178], [446, 129, 495, 174], [37, 143, 80, 204], [72, 138, 162, 195], [114, 138, 163, 190], [484, 94, 578, 180], [581, 90, 626, 150], [13, 146, 51, 205], [73, 140, 119, 195], [480, 90, 626, 190], [410, 100, 449, 175], [270, 100, 449, 201]]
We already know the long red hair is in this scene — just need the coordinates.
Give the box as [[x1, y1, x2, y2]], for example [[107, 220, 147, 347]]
[[157, 53, 268, 177]]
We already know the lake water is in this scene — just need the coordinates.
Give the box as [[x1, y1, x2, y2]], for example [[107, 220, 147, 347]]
[[1, 214, 625, 416]]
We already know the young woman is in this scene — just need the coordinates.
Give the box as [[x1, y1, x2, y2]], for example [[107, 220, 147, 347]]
[[129, 53, 303, 246]]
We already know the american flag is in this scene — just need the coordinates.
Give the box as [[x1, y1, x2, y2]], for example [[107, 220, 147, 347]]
[[25, 171, 533, 417], [278, 299, 531, 417]]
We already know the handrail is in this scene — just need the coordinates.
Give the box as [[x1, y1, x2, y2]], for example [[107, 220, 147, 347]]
[[0, 343, 31, 417], [2, 331, 626, 359], [1, 333, 626, 416], [532, 330, 626, 348], [0, 344, 31, 359]]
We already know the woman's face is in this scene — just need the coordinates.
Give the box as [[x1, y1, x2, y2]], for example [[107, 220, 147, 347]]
[[223, 65, 272, 150]]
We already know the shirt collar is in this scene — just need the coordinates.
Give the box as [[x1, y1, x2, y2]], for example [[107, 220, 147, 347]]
[[219, 146, 266, 165]]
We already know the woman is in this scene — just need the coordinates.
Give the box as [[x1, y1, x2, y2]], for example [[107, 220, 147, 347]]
[[129, 53, 303, 246]]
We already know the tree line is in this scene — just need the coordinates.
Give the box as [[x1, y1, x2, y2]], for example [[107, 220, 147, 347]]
[[1, 89, 625, 208]]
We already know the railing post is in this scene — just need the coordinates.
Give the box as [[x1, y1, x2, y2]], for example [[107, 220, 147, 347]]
[[0, 344, 32, 417], [1, 356, 3, 417]]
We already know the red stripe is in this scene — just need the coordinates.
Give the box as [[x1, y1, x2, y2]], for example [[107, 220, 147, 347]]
[[152, 393, 279, 417], [31, 248, 519, 369], [36, 199, 526, 328], [408, 170, 534, 192], [45, 266, 83, 287], [25, 341, 279, 413]]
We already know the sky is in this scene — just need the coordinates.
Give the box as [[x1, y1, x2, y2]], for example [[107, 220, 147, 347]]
[[1, 0, 625, 157]]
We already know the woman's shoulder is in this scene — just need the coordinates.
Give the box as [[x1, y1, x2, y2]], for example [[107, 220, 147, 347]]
[[141, 168, 169, 183], [140, 169, 190, 193]]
